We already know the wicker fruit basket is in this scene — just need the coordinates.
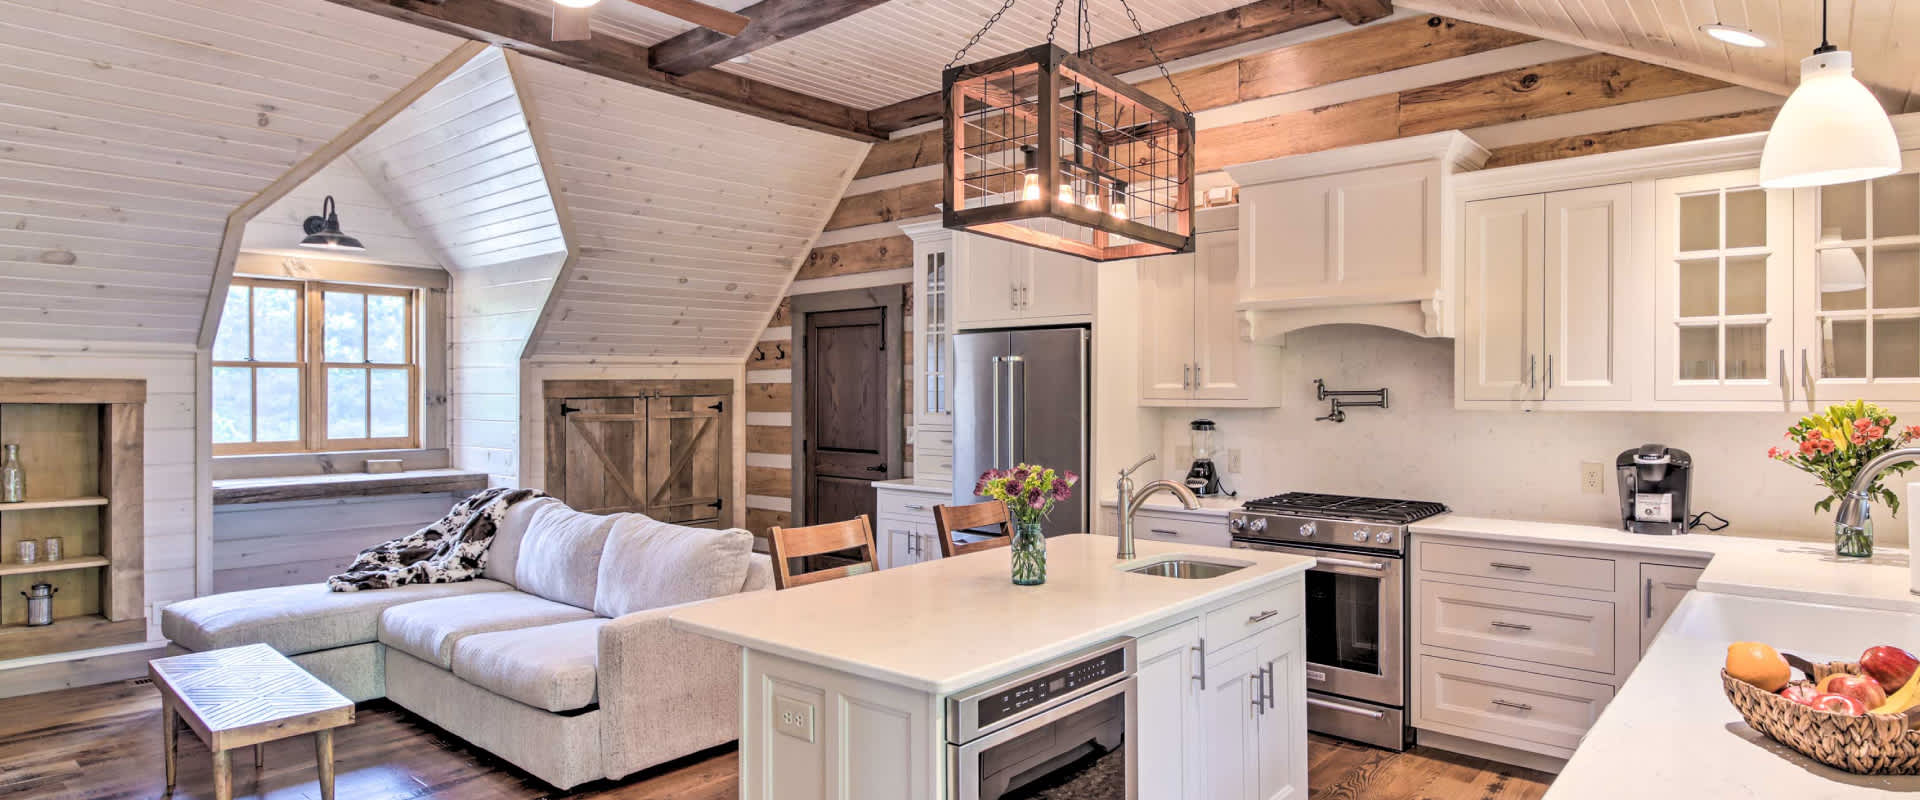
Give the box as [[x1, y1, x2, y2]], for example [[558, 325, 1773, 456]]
[[1722, 661, 1920, 775]]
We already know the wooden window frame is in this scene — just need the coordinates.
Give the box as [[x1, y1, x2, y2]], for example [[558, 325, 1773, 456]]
[[212, 277, 423, 456]]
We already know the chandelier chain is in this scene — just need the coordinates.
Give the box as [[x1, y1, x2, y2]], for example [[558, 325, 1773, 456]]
[[946, 0, 1023, 70], [1116, 0, 1191, 114], [1046, 0, 1067, 46]]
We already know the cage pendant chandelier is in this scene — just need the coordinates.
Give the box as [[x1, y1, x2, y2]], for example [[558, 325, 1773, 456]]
[[941, 0, 1196, 261]]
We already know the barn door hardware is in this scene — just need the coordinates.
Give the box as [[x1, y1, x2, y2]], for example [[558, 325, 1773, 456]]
[[1313, 379, 1388, 424], [708, 401, 724, 412], [560, 403, 582, 416]]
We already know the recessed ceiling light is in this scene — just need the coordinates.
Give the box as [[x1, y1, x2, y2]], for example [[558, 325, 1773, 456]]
[[1700, 24, 1767, 48], [553, 0, 601, 8]]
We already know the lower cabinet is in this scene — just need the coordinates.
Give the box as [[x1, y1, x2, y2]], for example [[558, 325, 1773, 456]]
[[1639, 563, 1704, 654], [1137, 619, 1203, 800], [876, 515, 938, 569], [1199, 617, 1306, 800]]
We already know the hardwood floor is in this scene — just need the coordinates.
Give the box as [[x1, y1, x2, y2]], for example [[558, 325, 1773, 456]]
[[0, 681, 1554, 799]]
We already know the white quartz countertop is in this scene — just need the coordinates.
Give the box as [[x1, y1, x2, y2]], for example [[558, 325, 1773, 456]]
[[1546, 591, 1920, 799], [1412, 513, 1918, 613], [669, 534, 1314, 694]]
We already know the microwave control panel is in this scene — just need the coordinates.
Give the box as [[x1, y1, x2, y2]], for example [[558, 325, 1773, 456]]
[[974, 648, 1126, 729]]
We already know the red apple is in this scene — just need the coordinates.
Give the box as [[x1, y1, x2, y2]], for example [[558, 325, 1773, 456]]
[[1859, 646, 1920, 693], [1809, 693, 1868, 716], [1779, 683, 1821, 706], [1819, 673, 1888, 710]]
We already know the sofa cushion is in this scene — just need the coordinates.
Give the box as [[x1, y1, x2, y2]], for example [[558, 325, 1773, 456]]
[[593, 519, 755, 618], [483, 496, 562, 585], [379, 591, 596, 668], [161, 580, 515, 656], [515, 502, 620, 610], [451, 618, 606, 712]]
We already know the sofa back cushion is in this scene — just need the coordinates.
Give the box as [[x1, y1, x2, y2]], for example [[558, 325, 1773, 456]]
[[514, 502, 620, 610], [593, 517, 755, 618], [483, 496, 562, 585]]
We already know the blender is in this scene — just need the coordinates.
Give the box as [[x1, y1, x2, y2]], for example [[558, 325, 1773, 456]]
[[1183, 419, 1228, 497]]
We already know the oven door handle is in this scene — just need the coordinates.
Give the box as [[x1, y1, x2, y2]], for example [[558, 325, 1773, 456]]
[[1312, 556, 1388, 571], [950, 676, 1138, 800], [1307, 696, 1387, 720]]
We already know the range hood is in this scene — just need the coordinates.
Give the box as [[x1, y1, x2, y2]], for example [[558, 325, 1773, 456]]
[[1225, 131, 1488, 343]]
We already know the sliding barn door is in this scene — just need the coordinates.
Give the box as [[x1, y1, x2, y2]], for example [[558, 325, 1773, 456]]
[[546, 392, 734, 528]]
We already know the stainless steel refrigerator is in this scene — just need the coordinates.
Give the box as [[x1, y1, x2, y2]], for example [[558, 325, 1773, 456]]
[[952, 326, 1090, 536]]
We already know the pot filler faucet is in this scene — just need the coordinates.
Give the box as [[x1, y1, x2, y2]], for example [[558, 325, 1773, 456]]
[[1116, 454, 1200, 560]]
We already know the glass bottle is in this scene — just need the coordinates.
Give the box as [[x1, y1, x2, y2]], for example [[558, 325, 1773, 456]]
[[0, 444, 22, 504]]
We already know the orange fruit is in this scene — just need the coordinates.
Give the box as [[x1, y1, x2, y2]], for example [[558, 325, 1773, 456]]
[[1727, 641, 1792, 692]]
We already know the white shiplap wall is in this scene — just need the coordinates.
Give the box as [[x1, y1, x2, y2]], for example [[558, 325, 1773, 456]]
[[238, 158, 442, 268], [0, 0, 464, 345], [451, 252, 564, 486], [349, 47, 568, 272], [511, 55, 869, 360]]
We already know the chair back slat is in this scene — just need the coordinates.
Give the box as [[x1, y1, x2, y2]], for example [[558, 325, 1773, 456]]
[[768, 515, 879, 590], [932, 501, 1014, 558]]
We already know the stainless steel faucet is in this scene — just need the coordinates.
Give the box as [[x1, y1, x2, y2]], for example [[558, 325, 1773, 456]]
[[1116, 454, 1200, 559], [1833, 447, 1920, 543]]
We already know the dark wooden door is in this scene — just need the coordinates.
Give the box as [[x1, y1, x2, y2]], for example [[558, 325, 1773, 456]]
[[804, 307, 888, 525]]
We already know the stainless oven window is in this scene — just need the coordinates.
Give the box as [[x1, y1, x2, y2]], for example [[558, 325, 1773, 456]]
[[1305, 569, 1382, 675]]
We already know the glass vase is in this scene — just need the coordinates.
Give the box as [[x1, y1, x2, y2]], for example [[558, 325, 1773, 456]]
[[1836, 517, 1874, 558], [1011, 521, 1046, 586]]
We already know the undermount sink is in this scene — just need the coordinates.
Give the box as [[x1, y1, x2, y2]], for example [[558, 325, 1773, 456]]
[[1126, 557, 1249, 580]]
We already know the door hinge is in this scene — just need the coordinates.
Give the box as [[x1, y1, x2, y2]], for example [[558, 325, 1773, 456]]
[[560, 403, 582, 416], [708, 401, 724, 412], [710, 498, 724, 511]]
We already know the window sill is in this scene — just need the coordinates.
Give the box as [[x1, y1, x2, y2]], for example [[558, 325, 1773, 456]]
[[212, 469, 489, 506], [212, 448, 451, 481]]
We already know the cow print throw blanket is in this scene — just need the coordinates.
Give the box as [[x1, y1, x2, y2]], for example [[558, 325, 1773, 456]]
[[327, 487, 545, 592]]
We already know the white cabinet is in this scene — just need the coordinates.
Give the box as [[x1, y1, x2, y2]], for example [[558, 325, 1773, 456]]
[[1458, 185, 1632, 404], [1653, 169, 1795, 402], [1792, 154, 1920, 403], [954, 228, 1095, 330], [1199, 618, 1305, 800], [903, 223, 957, 483], [874, 484, 946, 570], [1137, 618, 1203, 800], [1638, 563, 1704, 654], [1138, 228, 1280, 406]]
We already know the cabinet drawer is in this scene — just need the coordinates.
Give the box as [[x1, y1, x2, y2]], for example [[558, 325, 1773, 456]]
[[913, 452, 954, 482], [1133, 511, 1230, 548], [1205, 584, 1298, 650], [1418, 580, 1615, 674], [1418, 540, 1615, 592], [916, 431, 955, 454], [876, 490, 942, 522], [1417, 656, 1614, 752]]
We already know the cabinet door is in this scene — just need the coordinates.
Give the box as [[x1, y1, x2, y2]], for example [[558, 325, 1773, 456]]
[[1240, 162, 1438, 299], [1794, 158, 1920, 403], [1545, 184, 1634, 401], [1460, 195, 1545, 401], [1137, 619, 1202, 800], [1139, 252, 1197, 401], [914, 238, 955, 427], [1024, 227, 1096, 319], [1199, 636, 1262, 800], [1256, 618, 1306, 800], [955, 233, 1023, 328], [1639, 563, 1704, 654], [1193, 229, 1253, 402], [1654, 170, 1794, 402], [877, 517, 916, 569]]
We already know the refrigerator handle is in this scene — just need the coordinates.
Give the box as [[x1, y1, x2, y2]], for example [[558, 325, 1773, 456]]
[[1006, 355, 1026, 465], [990, 355, 1005, 469]]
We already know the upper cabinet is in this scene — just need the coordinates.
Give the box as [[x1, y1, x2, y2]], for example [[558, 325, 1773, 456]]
[[954, 221, 1095, 330], [1138, 223, 1282, 407], [903, 223, 955, 431], [1792, 153, 1920, 403], [1228, 132, 1489, 343], [1653, 169, 1794, 403]]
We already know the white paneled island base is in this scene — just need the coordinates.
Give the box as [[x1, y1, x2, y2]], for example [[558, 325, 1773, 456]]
[[669, 535, 1315, 800]]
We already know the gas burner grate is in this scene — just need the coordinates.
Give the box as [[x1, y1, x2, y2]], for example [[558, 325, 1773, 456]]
[[1241, 492, 1448, 524]]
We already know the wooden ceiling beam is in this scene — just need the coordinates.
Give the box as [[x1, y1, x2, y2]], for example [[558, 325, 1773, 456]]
[[321, 0, 880, 141], [1321, 0, 1393, 26], [866, 0, 1343, 133], [650, 0, 897, 76]]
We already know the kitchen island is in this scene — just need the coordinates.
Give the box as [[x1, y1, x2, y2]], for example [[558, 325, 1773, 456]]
[[670, 534, 1316, 800]]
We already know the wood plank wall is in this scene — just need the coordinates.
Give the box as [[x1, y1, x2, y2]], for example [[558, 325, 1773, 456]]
[[449, 253, 564, 486], [738, 13, 1783, 539]]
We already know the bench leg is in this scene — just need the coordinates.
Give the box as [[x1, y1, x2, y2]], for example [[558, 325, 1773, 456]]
[[315, 729, 335, 800], [211, 749, 232, 800], [161, 700, 178, 790]]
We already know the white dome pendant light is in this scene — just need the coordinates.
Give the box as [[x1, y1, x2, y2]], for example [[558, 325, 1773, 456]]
[[1759, 0, 1900, 189]]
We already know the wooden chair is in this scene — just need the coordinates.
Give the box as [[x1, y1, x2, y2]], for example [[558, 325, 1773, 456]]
[[932, 501, 1015, 558], [767, 515, 880, 590]]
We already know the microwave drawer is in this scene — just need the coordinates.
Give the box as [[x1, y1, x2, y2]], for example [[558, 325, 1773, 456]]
[[1417, 580, 1616, 675], [1205, 584, 1299, 650], [1417, 540, 1615, 593], [1417, 655, 1615, 752]]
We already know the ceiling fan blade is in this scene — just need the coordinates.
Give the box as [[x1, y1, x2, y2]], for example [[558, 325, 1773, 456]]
[[622, 0, 750, 37], [552, 4, 592, 41]]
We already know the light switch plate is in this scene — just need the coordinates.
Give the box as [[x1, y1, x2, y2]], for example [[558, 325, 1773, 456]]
[[774, 696, 815, 743]]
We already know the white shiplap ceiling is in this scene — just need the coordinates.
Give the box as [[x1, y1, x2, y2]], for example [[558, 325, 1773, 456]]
[[505, 0, 1255, 109], [1405, 0, 1920, 113]]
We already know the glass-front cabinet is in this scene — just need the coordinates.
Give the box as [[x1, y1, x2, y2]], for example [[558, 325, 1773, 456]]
[[1654, 169, 1794, 402], [1794, 153, 1920, 403], [902, 222, 955, 483]]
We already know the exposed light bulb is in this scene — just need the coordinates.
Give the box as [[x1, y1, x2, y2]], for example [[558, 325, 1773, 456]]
[[1110, 195, 1128, 220], [1083, 191, 1102, 213], [1021, 173, 1041, 202], [1058, 183, 1074, 205]]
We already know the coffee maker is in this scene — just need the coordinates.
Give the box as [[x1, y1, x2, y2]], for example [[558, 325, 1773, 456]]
[[1184, 419, 1227, 497], [1616, 444, 1692, 535]]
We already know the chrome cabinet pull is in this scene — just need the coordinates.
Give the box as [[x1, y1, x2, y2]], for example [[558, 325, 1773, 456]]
[[1645, 577, 1654, 619], [1529, 354, 1537, 389], [1307, 697, 1386, 719], [1779, 349, 1789, 403], [1251, 673, 1264, 718], [1263, 663, 1276, 710], [1490, 621, 1533, 632], [1488, 561, 1532, 572], [1316, 556, 1386, 571], [1193, 363, 1202, 387], [1193, 638, 1206, 690], [1183, 363, 1191, 390], [1491, 699, 1534, 712], [903, 503, 927, 511], [1149, 528, 1180, 536], [1545, 354, 1553, 392], [1247, 609, 1279, 625], [1802, 348, 1814, 403]]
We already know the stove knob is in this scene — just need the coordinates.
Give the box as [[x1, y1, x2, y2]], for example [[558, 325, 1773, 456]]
[[1247, 518, 1268, 534], [1374, 531, 1395, 545], [1297, 521, 1316, 538], [1352, 529, 1370, 542], [1228, 518, 1247, 533]]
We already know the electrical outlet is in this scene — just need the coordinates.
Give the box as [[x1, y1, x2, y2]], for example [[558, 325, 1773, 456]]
[[1227, 448, 1242, 473], [1580, 461, 1606, 495], [774, 696, 815, 743]]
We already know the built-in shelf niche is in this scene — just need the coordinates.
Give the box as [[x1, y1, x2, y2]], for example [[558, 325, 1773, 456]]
[[0, 379, 145, 660]]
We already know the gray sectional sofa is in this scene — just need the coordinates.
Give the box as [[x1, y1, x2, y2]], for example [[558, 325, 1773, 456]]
[[162, 497, 771, 789]]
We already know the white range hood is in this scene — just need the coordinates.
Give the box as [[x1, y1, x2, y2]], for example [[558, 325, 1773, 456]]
[[1225, 131, 1488, 343]]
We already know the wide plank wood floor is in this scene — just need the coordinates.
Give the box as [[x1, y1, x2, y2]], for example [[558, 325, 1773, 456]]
[[0, 681, 1554, 799]]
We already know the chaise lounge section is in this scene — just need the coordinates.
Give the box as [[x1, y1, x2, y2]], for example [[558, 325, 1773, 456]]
[[162, 497, 771, 789]]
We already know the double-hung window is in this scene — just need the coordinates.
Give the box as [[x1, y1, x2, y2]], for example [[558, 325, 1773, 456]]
[[212, 277, 420, 454]]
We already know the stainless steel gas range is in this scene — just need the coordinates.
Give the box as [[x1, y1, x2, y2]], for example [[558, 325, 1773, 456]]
[[1227, 493, 1448, 751]]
